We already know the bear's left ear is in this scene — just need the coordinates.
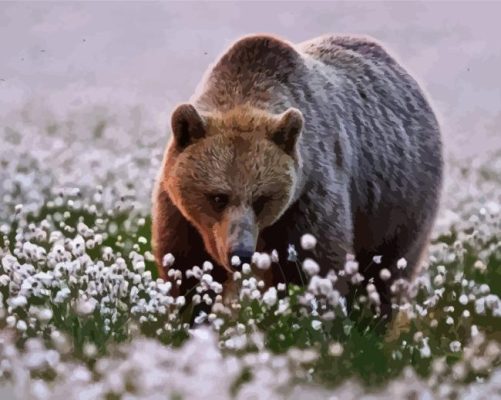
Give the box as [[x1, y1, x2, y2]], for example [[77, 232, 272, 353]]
[[270, 108, 304, 155], [171, 103, 207, 149]]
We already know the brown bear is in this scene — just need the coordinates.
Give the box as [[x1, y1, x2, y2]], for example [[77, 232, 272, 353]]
[[152, 34, 443, 315]]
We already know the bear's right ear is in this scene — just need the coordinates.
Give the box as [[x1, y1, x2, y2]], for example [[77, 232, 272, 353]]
[[171, 103, 206, 149], [270, 107, 304, 155]]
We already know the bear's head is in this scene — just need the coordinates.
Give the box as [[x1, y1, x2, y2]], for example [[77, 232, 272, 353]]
[[163, 103, 304, 271]]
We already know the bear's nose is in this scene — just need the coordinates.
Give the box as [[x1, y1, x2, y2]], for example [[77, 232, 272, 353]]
[[228, 249, 254, 269]]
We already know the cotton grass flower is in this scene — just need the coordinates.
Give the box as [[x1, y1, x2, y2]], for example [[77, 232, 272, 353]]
[[329, 342, 344, 357], [75, 298, 98, 316], [262, 287, 278, 306], [300, 234, 317, 250], [397, 258, 407, 270], [231, 255, 241, 267], [302, 258, 320, 276], [450, 341, 462, 353], [379, 268, 391, 281], [344, 259, 358, 275], [1, 108, 500, 399], [255, 253, 271, 270], [162, 253, 175, 268], [311, 320, 322, 330]]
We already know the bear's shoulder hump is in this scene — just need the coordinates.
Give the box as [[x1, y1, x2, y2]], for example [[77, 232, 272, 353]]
[[216, 34, 303, 70]]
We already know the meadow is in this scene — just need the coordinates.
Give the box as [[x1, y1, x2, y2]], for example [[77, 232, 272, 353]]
[[0, 102, 499, 399]]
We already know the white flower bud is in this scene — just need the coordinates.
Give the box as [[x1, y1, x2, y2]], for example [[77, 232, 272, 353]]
[[300, 234, 317, 250]]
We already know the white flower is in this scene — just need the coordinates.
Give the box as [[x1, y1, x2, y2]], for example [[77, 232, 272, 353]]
[[473, 260, 487, 273], [172, 296, 185, 308], [94, 234, 103, 245], [203, 293, 213, 306], [308, 276, 333, 296], [433, 274, 444, 287], [75, 298, 98, 316], [241, 263, 251, 274], [54, 288, 71, 304], [379, 268, 391, 281], [255, 253, 271, 270], [34, 272, 53, 286], [351, 273, 364, 285], [30, 380, 50, 399], [1, 254, 17, 272], [397, 258, 407, 270], [329, 342, 344, 357], [157, 281, 172, 295], [194, 312, 207, 324], [485, 294, 499, 310], [9, 295, 28, 309], [203, 261, 213, 271], [276, 299, 290, 315], [0, 224, 9, 235], [479, 284, 490, 295], [300, 234, 317, 250], [287, 244, 298, 262], [302, 258, 320, 276], [133, 260, 146, 273], [420, 338, 431, 358], [311, 320, 322, 330], [83, 343, 98, 358], [449, 340, 461, 353], [16, 320, 28, 331], [471, 325, 479, 337], [0, 274, 10, 286], [475, 298, 486, 315], [71, 235, 86, 257], [262, 287, 278, 306], [231, 255, 241, 267], [102, 247, 114, 262], [372, 255, 382, 264], [459, 294, 468, 305], [344, 260, 358, 275], [368, 291, 380, 306], [201, 274, 213, 285], [38, 308, 53, 322], [6, 315, 16, 327], [327, 290, 341, 307]]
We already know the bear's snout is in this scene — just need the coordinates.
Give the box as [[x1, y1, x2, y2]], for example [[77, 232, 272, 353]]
[[222, 205, 258, 269]]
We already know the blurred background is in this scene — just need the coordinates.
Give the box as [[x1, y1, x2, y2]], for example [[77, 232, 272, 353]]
[[1, 1, 501, 160], [1, 0, 500, 223]]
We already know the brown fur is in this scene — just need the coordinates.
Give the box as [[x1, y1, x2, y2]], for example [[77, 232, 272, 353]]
[[157, 104, 301, 272], [152, 33, 443, 318]]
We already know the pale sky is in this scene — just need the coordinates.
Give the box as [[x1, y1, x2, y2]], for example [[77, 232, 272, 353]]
[[1, 1, 500, 159]]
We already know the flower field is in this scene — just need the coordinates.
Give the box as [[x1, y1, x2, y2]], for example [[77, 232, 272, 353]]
[[0, 103, 499, 399]]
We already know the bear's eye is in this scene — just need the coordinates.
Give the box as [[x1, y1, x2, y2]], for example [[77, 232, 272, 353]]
[[207, 193, 229, 212], [252, 195, 271, 216]]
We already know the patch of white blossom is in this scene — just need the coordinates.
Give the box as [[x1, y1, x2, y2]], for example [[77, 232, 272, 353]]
[[0, 105, 499, 399]]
